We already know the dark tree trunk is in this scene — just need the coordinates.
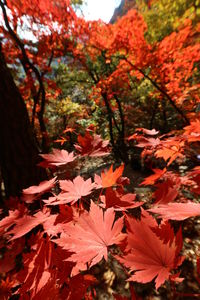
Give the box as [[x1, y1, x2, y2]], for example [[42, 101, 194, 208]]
[[0, 45, 47, 198]]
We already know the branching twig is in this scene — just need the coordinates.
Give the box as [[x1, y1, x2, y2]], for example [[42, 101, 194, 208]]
[[124, 57, 190, 125]]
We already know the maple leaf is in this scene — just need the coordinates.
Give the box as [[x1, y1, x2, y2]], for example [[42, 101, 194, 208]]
[[75, 131, 110, 157], [95, 164, 124, 188], [148, 202, 200, 221], [16, 235, 70, 299], [22, 177, 57, 203], [0, 277, 18, 300], [155, 139, 184, 166], [52, 176, 96, 205], [101, 188, 143, 211], [55, 201, 125, 275], [40, 148, 75, 167], [117, 210, 183, 289], [0, 209, 21, 235], [136, 128, 159, 136], [54, 136, 68, 145], [42, 205, 73, 236], [187, 166, 200, 194], [140, 168, 166, 186], [183, 120, 200, 142], [7, 210, 50, 240], [63, 127, 76, 134], [154, 179, 178, 205], [136, 137, 161, 148], [127, 133, 138, 141]]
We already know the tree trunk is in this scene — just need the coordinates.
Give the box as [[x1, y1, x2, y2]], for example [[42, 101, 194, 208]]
[[0, 45, 47, 198]]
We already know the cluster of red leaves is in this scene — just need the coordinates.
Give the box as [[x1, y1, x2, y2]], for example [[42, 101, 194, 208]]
[[1, 122, 200, 299], [74, 129, 110, 157], [129, 121, 200, 167], [127, 122, 200, 223]]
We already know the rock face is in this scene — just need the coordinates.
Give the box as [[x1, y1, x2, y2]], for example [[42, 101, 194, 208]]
[[110, 0, 136, 23], [110, 0, 125, 24]]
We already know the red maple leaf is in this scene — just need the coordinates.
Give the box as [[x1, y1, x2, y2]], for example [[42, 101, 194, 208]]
[[55, 201, 126, 275], [63, 127, 76, 134], [0, 277, 18, 299], [140, 168, 166, 186], [136, 128, 159, 136], [95, 165, 124, 188], [16, 234, 72, 299], [75, 131, 110, 157], [40, 148, 75, 167], [183, 120, 200, 142], [127, 129, 160, 146], [153, 179, 179, 205], [117, 210, 183, 289], [54, 136, 68, 146], [22, 177, 57, 203], [148, 202, 200, 221], [155, 139, 184, 166], [136, 137, 161, 148], [101, 188, 143, 211], [0, 208, 22, 235], [50, 176, 96, 205], [7, 209, 51, 240]]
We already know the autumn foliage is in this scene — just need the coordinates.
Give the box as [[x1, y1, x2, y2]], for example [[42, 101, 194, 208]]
[[1, 122, 200, 299], [1, 0, 200, 299]]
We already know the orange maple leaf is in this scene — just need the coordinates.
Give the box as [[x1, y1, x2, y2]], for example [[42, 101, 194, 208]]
[[63, 127, 76, 134], [140, 168, 166, 186], [155, 141, 184, 166], [101, 165, 124, 188]]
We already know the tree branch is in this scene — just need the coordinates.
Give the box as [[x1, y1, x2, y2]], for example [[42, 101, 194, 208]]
[[124, 57, 190, 125]]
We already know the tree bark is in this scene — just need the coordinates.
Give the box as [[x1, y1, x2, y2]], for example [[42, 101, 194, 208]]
[[0, 45, 47, 198]]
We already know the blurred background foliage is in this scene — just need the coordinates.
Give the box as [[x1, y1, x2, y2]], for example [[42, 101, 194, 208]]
[[137, 0, 200, 42], [33, 0, 200, 162]]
